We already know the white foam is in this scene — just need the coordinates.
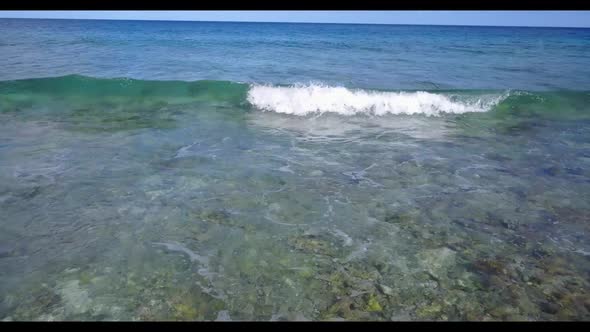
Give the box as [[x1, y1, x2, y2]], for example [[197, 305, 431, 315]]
[[247, 84, 505, 116]]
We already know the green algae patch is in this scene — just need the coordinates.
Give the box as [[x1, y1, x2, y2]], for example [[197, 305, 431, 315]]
[[173, 303, 200, 320], [366, 294, 383, 312]]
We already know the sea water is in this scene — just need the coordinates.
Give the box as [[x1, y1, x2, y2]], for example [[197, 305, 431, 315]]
[[1, 19, 590, 320]]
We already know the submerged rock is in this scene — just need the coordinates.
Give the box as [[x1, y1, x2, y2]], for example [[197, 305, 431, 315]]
[[472, 257, 508, 276], [417, 247, 457, 281], [416, 302, 443, 319], [58, 280, 92, 315], [539, 301, 559, 315], [215, 310, 231, 321], [500, 218, 520, 230], [192, 208, 254, 231], [287, 231, 346, 257], [172, 303, 200, 320], [383, 212, 415, 226], [288, 235, 333, 255], [322, 297, 356, 320], [153, 242, 209, 265], [378, 284, 394, 296]]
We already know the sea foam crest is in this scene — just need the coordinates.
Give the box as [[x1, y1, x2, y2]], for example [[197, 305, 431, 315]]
[[247, 84, 505, 116]]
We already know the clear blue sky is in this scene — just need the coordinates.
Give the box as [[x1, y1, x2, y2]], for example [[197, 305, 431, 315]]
[[0, 11, 589, 28]]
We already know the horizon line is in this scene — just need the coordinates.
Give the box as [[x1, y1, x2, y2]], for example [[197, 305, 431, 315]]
[[0, 17, 588, 29]]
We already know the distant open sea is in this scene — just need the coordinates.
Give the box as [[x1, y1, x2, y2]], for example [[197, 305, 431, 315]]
[[1, 18, 590, 321]]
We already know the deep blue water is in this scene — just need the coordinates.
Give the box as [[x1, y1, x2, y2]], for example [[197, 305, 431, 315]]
[[1, 19, 590, 90]]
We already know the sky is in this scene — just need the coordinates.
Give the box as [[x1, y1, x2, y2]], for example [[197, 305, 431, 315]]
[[0, 11, 589, 28]]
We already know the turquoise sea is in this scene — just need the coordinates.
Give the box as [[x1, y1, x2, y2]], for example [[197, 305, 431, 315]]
[[1, 19, 590, 320]]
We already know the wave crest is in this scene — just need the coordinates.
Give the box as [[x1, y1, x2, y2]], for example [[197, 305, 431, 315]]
[[247, 84, 507, 116]]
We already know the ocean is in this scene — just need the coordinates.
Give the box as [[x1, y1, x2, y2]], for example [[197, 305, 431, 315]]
[[0, 18, 589, 321]]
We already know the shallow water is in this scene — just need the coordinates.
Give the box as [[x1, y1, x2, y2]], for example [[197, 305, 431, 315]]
[[1, 20, 590, 321]]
